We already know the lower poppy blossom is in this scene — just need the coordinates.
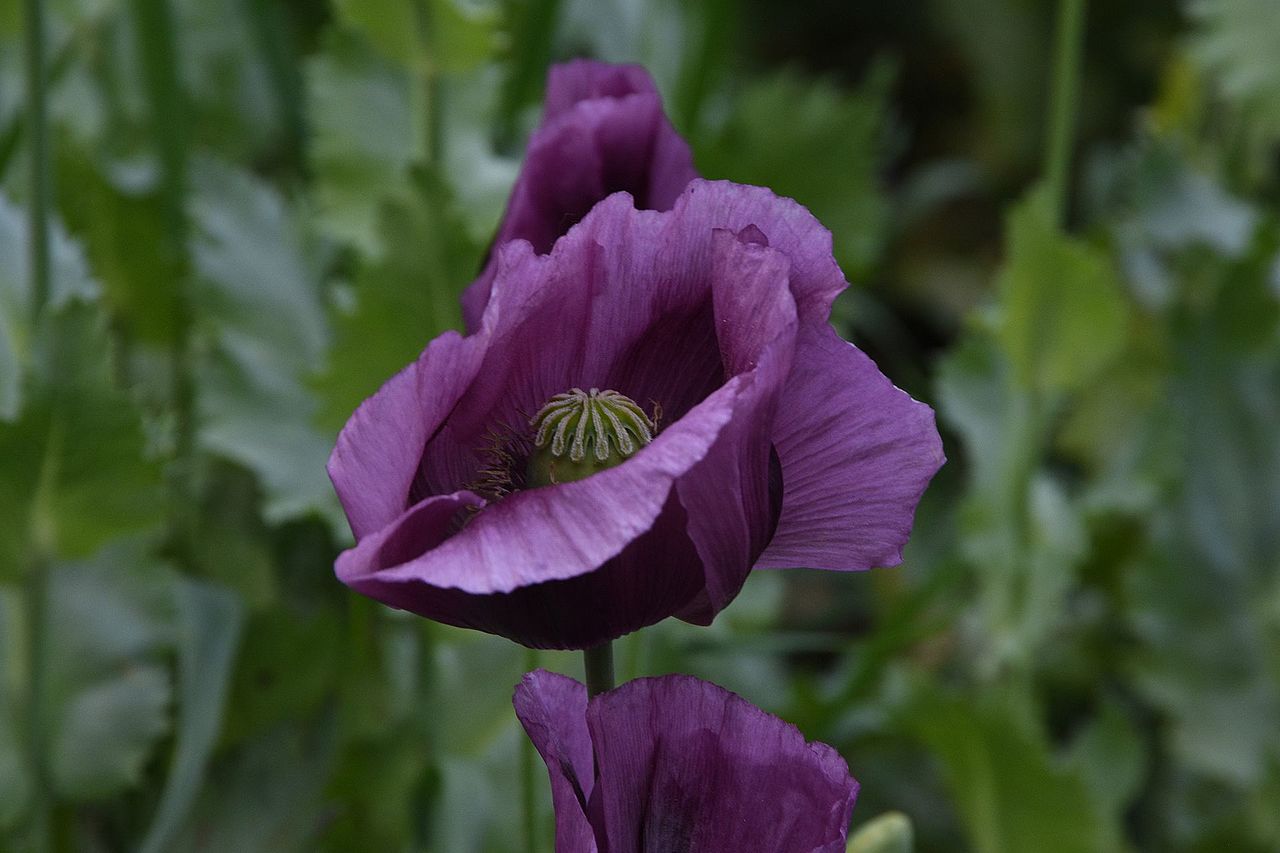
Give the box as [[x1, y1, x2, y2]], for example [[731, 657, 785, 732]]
[[328, 180, 943, 649], [514, 669, 858, 852], [461, 58, 698, 331]]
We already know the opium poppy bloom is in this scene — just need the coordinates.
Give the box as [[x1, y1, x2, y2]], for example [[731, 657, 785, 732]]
[[328, 178, 944, 648], [461, 59, 699, 331], [514, 670, 858, 852]]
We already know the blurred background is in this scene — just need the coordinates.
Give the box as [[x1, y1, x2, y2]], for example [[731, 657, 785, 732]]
[[1, 0, 1278, 850]]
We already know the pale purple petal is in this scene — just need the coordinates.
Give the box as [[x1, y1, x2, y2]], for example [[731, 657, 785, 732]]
[[327, 331, 486, 539], [588, 675, 858, 853], [756, 323, 945, 571], [513, 671, 597, 853]]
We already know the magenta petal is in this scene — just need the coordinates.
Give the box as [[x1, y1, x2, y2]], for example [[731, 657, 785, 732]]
[[757, 323, 945, 571], [513, 671, 597, 853], [327, 331, 485, 539], [461, 61, 697, 330], [588, 676, 858, 853]]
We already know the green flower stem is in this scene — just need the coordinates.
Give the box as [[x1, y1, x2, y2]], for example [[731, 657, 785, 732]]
[[131, 0, 196, 561], [583, 641, 615, 698], [22, 0, 52, 847], [1042, 0, 1087, 228]]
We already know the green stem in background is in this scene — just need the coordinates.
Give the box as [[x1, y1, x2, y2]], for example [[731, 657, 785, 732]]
[[520, 647, 539, 853], [1041, 0, 1087, 228], [131, 0, 196, 561], [583, 641, 615, 699], [25, 0, 51, 320], [411, 0, 444, 166], [494, 0, 562, 152], [21, 0, 52, 849]]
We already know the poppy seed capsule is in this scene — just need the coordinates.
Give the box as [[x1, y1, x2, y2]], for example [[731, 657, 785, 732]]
[[527, 388, 655, 486]]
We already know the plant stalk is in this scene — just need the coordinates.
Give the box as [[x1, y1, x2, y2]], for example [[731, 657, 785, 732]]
[[583, 641, 615, 698], [1042, 0, 1087, 228]]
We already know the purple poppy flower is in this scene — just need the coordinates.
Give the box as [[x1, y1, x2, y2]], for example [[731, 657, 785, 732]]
[[328, 178, 943, 649], [460, 59, 699, 331], [514, 669, 858, 852]]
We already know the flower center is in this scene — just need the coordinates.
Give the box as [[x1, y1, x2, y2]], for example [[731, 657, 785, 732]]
[[526, 388, 656, 487]]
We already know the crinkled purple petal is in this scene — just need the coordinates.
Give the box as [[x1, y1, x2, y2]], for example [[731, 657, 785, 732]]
[[674, 230, 797, 622], [542, 59, 658, 119], [673, 181, 849, 325], [327, 331, 486, 539], [336, 191, 792, 648], [513, 671, 597, 853], [587, 675, 858, 853], [756, 323, 945, 571], [461, 61, 697, 330]]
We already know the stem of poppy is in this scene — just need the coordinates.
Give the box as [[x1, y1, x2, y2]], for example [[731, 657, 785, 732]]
[[1042, 0, 1087, 228], [21, 0, 52, 848], [583, 641, 615, 698]]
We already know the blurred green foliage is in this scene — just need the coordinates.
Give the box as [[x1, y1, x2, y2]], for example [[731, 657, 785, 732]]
[[1, 0, 1278, 850]]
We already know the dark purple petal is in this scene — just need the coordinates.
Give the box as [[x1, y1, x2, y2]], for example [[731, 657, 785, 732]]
[[461, 62, 697, 330], [334, 376, 739, 647], [542, 59, 658, 119], [674, 181, 849, 325], [588, 675, 858, 853], [327, 331, 486, 539], [513, 671, 597, 853], [756, 323, 945, 571], [674, 230, 797, 622]]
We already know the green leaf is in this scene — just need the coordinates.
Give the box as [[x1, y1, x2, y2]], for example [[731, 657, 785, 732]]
[[140, 579, 245, 853], [1189, 0, 1280, 125], [997, 189, 1128, 393], [45, 553, 176, 800], [317, 169, 479, 430], [0, 192, 99, 422], [189, 157, 340, 526], [306, 32, 417, 254], [699, 67, 892, 280], [172, 721, 336, 852], [0, 305, 165, 574], [1065, 701, 1146, 820], [330, 0, 500, 72], [909, 690, 1118, 853]]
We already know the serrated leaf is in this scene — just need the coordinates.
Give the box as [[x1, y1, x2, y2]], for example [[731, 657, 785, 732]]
[[189, 157, 339, 526], [51, 666, 171, 799], [699, 68, 891, 280], [306, 32, 417, 254], [331, 0, 500, 72], [997, 189, 1128, 393], [0, 305, 165, 574], [1189, 0, 1280, 124], [317, 169, 479, 429], [0, 192, 99, 421], [45, 553, 176, 800]]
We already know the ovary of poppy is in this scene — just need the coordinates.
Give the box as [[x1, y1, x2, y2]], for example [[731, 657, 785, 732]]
[[514, 669, 859, 853]]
